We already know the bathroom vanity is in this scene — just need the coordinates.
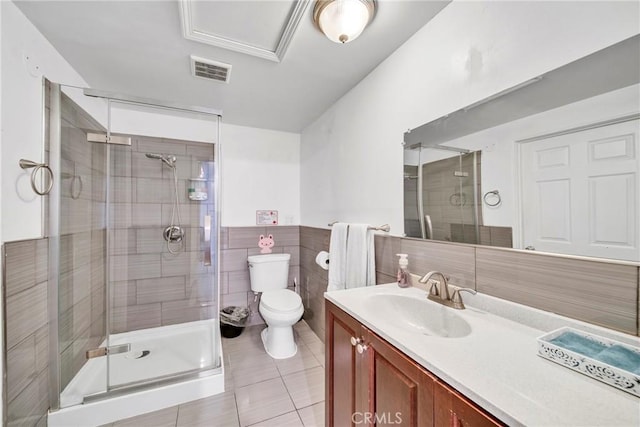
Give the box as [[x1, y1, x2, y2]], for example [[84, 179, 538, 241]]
[[325, 299, 501, 426], [324, 284, 640, 426]]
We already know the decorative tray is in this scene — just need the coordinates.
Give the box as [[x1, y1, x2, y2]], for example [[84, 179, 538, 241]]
[[537, 327, 640, 397]]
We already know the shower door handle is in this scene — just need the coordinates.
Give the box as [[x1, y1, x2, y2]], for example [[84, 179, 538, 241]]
[[424, 214, 433, 240], [204, 215, 212, 266]]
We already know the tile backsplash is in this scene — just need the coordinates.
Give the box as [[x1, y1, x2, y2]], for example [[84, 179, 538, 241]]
[[299, 227, 640, 339]]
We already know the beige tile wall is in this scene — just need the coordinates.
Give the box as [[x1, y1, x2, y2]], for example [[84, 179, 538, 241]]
[[2, 238, 50, 426], [299, 227, 331, 341], [107, 137, 217, 334], [221, 226, 301, 326], [299, 227, 640, 339]]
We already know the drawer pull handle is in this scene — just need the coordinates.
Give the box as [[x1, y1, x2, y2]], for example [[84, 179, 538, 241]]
[[350, 336, 362, 346], [356, 343, 369, 354]]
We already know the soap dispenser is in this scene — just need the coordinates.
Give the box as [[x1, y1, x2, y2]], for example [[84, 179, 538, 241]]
[[396, 254, 412, 288]]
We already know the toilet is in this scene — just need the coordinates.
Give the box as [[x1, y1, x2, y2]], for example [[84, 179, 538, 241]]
[[248, 253, 304, 359]]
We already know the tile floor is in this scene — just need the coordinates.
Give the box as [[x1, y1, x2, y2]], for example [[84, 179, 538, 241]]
[[103, 321, 325, 427]]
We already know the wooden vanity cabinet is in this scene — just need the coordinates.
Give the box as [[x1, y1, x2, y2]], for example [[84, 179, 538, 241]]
[[326, 300, 503, 427]]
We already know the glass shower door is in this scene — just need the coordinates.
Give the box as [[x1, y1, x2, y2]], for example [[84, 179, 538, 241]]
[[105, 100, 221, 390], [50, 84, 221, 410]]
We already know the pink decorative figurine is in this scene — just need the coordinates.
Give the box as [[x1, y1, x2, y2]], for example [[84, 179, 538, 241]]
[[258, 234, 275, 254]]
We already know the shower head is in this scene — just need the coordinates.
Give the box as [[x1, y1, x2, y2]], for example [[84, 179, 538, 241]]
[[145, 153, 176, 168]]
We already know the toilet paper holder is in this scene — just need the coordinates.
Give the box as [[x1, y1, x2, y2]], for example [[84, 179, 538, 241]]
[[315, 251, 330, 270]]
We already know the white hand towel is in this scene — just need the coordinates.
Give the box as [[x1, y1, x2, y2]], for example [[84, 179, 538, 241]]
[[345, 224, 376, 288], [328, 222, 348, 291]]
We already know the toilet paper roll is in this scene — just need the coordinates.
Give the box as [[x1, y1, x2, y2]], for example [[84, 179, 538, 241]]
[[315, 251, 330, 270]]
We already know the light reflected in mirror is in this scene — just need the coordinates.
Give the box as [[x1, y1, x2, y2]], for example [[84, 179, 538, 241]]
[[403, 35, 640, 262]]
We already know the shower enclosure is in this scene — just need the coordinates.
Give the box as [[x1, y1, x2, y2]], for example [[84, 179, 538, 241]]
[[45, 81, 223, 426], [404, 146, 482, 244]]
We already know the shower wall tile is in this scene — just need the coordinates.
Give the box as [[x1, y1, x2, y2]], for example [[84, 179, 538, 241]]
[[136, 178, 175, 203], [187, 274, 216, 304], [110, 281, 137, 308], [7, 334, 37, 402], [137, 276, 186, 304], [186, 142, 215, 160], [111, 303, 162, 333], [3, 238, 50, 427], [131, 151, 163, 178], [4, 240, 36, 297], [7, 369, 49, 427], [131, 203, 163, 227], [110, 229, 136, 255], [161, 251, 192, 277], [111, 254, 162, 281], [161, 300, 215, 326], [6, 281, 48, 349], [136, 228, 167, 254]]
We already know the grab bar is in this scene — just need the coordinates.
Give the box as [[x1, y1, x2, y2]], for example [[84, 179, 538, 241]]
[[204, 215, 212, 266], [19, 159, 54, 196]]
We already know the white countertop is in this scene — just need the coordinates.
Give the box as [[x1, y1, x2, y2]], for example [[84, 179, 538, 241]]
[[325, 284, 640, 427]]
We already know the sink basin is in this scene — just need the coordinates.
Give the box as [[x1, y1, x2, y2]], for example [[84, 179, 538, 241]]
[[365, 294, 472, 338]]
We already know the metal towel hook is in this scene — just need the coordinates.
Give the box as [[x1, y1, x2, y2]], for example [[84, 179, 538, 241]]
[[19, 159, 54, 196]]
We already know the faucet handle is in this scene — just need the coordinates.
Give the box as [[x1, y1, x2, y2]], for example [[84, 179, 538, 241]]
[[451, 288, 477, 309], [427, 279, 440, 297]]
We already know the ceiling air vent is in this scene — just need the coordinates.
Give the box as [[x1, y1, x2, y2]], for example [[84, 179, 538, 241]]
[[190, 55, 232, 83]]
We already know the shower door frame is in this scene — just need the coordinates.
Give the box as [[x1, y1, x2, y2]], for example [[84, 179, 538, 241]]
[[47, 83, 224, 411]]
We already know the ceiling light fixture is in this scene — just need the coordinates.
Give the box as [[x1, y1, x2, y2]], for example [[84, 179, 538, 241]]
[[313, 0, 376, 44]]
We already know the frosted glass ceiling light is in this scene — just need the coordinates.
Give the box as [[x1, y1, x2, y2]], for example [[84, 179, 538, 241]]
[[313, 0, 376, 44]]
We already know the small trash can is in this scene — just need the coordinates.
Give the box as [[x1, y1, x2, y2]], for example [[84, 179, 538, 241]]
[[220, 306, 250, 338]]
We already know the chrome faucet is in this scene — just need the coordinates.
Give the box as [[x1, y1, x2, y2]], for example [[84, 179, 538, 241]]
[[418, 271, 477, 309]]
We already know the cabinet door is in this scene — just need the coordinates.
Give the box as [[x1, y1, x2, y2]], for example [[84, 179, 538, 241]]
[[364, 327, 436, 427], [434, 380, 504, 427], [326, 300, 367, 427]]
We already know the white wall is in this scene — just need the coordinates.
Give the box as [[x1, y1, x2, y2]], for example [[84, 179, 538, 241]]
[[1, 0, 90, 242], [300, 1, 640, 233], [221, 123, 300, 226]]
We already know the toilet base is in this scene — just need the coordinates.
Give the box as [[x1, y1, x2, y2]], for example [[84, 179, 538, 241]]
[[261, 327, 297, 359]]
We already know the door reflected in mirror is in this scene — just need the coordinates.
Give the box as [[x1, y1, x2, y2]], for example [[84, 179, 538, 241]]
[[403, 35, 640, 262]]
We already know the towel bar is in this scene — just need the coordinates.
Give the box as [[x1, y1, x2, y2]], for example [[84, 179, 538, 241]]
[[328, 222, 390, 232]]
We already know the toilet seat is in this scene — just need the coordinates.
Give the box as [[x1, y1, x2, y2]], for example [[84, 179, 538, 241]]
[[260, 289, 302, 313]]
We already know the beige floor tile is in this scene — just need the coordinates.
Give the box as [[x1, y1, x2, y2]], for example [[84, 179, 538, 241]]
[[177, 390, 239, 427], [248, 411, 303, 427], [298, 402, 325, 427], [235, 377, 296, 426], [230, 351, 280, 388], [113, 406, 178, 427], [275, 342, 321, 376], [282, 366, 325, 409]]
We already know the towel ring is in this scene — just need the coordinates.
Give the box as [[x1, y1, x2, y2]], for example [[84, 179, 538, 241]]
[[483, 190, 501, 207], [19, 159, 54, 196]]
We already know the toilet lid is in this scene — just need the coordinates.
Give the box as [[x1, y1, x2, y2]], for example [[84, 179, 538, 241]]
[[261, 290, 302, 313]]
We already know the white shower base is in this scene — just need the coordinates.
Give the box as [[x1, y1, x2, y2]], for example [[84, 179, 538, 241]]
[[48, 319, 224, 427]]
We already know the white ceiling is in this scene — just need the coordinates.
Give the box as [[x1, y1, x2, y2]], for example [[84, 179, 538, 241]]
[[16, 0, 450, 132]]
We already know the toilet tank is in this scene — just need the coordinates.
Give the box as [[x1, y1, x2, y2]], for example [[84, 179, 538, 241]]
[[247, 253, 291, 292]]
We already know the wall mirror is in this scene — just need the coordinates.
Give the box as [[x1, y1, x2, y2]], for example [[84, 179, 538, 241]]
[[403, 35, 640, 262]]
